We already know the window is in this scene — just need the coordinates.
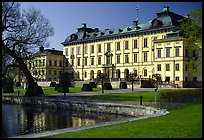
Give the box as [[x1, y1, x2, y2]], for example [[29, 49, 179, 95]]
[[91, 57, 94, 65], [166, 64, 170, 71], [84, 57, 87, 66], [175, 64, 179, 71], [175, 47, 179, 57], [71, 48, 74, 55], [59, 61, 62, 67], [125, 54, 129, 63], [116, 42, 120, 51], [54, 60, 57, 66], [166, 48, 170, 58], [39, 60, 41, 66], [77, 58, 80, 66], [117, 55, 120, 64], [54, 71, 57, 75], [175, 77, 179, 81], [77, 47, 81, 55], [98, 57, 101, 65], [134, 53, 137, 63], [84, 46, 87, 54], [66, 59, 68, 67], [157, 49, 161, 58], [133, 40, 137, 49], [98, 44, 101, 52], [125, 41, 129, 50], [144, 38, 148, 48], [59, 71, 62, 76], [144, 69, 147, 76], [157, 64, 161, 71], [107, 43, 111, 52], [91, 45, 94, 53], [185, 65, 187, 71], [42, 60, 45, 66], [71, 59, 74, 66], [85, 71, 87, 78], [49, 60, 52, 66], [65, 48, 68, 56], [144, 52, 148, 62], [49, 70, 51, 75]]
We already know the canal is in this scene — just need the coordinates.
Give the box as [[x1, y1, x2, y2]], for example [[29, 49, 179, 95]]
[[2, 103, 130, 137]]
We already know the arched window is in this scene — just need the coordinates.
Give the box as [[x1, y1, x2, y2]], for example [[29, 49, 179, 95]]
[[144, 69, 147, 76]]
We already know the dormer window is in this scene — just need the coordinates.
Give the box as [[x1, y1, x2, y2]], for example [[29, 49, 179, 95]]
[[118, 29, 123, 32], [127, 27, 132, 31]]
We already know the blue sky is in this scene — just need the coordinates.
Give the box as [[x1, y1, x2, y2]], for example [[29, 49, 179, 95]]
[[20, 2, 202, 51]]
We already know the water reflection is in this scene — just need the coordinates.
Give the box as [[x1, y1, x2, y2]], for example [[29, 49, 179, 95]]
[[2, 104, 129, 137]]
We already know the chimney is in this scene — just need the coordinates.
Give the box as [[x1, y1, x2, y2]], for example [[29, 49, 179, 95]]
[[133, 20, 139, 27], [163, 6, 170, 12], [39, 46, 44, 51], [82, 23, 87, 28], [95, 28, 99, 32]]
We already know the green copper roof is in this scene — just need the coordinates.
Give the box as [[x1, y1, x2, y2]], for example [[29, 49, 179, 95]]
[[62, 6, 184, 46], [33, 48, 63, 57]]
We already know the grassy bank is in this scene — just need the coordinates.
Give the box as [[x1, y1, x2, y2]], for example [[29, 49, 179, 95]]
[[44, 103, 202, 138]]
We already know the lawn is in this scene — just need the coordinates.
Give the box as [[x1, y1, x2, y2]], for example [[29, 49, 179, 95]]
[[44, 103, 202, 138], [12, 87, 119, 95], [87, 91, 160, 102]]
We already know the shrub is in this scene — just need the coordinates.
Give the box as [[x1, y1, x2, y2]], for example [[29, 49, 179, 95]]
[[55, 84, 60, 91], [57, 86, 69, 93], [119, 82, 127, 89], [3, 85, 14, 93], [50, 82, 56, 87], [89, 82, 97, 88], [82, 84, 93, 91], [16, 81, 21, 87], [103, 82, 112, 90], [36, 86, 44, 95]]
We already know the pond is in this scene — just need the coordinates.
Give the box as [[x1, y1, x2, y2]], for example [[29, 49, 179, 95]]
[[2, 103, 130, 138]]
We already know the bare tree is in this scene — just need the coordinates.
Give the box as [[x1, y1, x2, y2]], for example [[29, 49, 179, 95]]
[[2, 2, 54, 96]]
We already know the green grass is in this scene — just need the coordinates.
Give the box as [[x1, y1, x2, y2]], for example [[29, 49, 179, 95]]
[[87, 91, 160, 102], [44, 103, 202, 138], [12, 87, 119, 95]]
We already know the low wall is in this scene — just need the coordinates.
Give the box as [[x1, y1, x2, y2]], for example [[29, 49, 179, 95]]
[[2, 96, 168, 117]]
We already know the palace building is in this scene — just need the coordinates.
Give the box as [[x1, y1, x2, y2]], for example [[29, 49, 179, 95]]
[[61, 6, 201, 87], [26, 47, 67, 81]]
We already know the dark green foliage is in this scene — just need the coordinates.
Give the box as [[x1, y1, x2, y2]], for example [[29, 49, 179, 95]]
[[50, 82, 56, 87], [16, 81, 21, 87], [103, 82, 112, 90], [82, 84, 93, 91], [55, 84, 60, 91], [57, 86, 69, 93], [141, 80, 155, 88], [35, 86, 44, 95], [160, 88, 202, 103], [89, 82, 97, 88], [119, 82, 127, 89], [3, 85, 14, 93], [59, 72, 73, 87]]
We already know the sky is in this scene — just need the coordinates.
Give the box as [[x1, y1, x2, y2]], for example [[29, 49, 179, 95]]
[[19, 2, 202, 51]]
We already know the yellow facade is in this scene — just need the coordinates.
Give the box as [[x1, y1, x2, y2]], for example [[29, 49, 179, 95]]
[[61, 6, 201, 88], [26, 48, 66, 81]]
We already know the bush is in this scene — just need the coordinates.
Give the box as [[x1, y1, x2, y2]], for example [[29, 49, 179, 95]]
[[55, 84, 60, 91], [103, 82, 112, 90], [50, 82, 56, 87], [89, 82, 97, 88], [57, 86, 69, 93], [119, 82, 127, 89], [160, 89, 202, 103], [36, 86, 44, 95], [82, 84, 93, 91], [16, 81, 21, 87], [3, 85, 14, 93]]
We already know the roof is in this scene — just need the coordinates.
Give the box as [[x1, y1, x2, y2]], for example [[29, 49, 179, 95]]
[[32, 48, 63, 57], [62, 6, 185, 46]]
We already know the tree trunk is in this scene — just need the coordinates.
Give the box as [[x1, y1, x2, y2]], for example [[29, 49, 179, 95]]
[[2, 42, 43, 96]]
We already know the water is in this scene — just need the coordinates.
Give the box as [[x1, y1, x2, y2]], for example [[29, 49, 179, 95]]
[[2, 103, 129, 137]]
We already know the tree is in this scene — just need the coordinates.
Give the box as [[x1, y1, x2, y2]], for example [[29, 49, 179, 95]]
[[2, 2, 54, 96], [180, 8, 202, 79]]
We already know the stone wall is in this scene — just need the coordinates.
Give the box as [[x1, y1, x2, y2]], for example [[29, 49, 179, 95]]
[[2, 96, 168, 117]]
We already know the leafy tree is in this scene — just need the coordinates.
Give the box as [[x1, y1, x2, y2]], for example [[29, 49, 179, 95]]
[[2, 2, 54, 96], [180, 8, 202, 79]]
